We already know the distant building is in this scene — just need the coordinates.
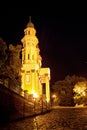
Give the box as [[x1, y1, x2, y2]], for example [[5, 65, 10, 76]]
[[21, 17, 50, 103]]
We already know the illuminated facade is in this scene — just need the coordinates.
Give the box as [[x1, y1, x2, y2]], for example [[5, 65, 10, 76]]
[[21, 17, 50, 102]]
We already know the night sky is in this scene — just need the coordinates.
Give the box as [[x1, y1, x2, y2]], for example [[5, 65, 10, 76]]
[[0, 9, 87, 84]]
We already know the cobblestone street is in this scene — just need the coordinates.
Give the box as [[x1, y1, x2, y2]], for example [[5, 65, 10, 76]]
[[1, 106, 87, 130]]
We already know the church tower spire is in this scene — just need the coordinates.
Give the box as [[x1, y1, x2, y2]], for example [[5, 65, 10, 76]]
[[21, 17, 51, 103], [26, 16, 34, 28], [29, 16, 31, 22], [21, 16, 42, 95]]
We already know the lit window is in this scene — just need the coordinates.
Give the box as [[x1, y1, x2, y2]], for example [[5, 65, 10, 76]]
[[32, 55, 34, 60], [28, 54, 30, 59], [26, 75, 30, 84], [28, 31, 30, 35]]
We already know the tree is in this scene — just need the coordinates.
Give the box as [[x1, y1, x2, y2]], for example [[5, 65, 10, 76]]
[[52, 75, 87, 106], [73, 81, 87, 105], [0, 38, 7, 67], [7, 44, 22, 91], [0, 38, 22, 93]]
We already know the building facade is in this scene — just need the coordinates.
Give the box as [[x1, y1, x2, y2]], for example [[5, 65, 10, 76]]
[[21, 17, 50, 102]]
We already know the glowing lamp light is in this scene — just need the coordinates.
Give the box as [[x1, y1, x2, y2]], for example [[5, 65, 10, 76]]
[[33, 92, 38, 99], [52, 94, 56, 98], [82, 91, 86, 96]]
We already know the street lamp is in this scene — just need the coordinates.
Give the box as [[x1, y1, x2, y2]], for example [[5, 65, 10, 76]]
[[33, 92, 38, 99], [33, 92, 38, 113], [51, 94, 57, 106]]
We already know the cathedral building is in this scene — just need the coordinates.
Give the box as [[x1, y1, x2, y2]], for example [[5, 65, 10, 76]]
[[21, 17, 50, 103]]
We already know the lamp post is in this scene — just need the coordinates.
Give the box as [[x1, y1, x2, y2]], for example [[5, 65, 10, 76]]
[[51, 94, 57, 107], [33, 92, 38, 113]]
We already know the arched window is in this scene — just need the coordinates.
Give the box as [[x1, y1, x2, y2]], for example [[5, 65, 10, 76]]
[[32, 55, 34, 60], [28, 54, 30, 59], [26, 75, 30, 84]]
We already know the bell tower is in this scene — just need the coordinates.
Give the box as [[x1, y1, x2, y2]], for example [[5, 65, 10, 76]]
[[21, 17, 50, 102]]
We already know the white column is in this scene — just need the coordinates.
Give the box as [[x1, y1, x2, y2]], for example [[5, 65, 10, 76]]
[[46, 77, 50, 102]]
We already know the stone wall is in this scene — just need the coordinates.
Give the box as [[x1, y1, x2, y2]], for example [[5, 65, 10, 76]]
[[0, 84, 34, 123], [0, 84, 50, 124]]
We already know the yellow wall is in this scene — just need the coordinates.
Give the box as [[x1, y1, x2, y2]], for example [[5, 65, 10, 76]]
[[21, 18, 50, 102]]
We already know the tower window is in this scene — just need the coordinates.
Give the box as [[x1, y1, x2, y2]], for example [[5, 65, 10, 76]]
[[28, 54, 30, 59], [28, 31, 30, 35], [26, 75, 30, 84], [32, 55, 34, 60]]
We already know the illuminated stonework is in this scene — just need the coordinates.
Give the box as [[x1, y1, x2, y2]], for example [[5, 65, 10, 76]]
[[21, 17, 50, 102]]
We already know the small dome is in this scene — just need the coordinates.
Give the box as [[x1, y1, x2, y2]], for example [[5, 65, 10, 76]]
[[27, 22, 34, 28], [26, 16, 34, 28]]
